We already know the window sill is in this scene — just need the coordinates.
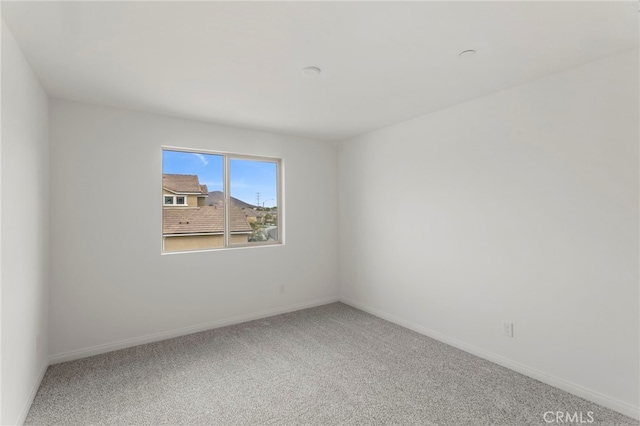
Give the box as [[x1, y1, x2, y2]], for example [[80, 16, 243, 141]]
[[161, 241, 284, 255]]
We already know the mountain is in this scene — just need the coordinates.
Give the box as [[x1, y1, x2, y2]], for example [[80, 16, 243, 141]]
[[205, 191, 257, 209]]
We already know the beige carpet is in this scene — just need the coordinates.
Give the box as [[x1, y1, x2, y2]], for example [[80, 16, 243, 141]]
[[27, 303, 637, 425]]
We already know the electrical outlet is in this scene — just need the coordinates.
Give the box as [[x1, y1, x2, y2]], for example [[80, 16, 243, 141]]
[[279, 284, 286, 294], [502, 321, 513, 337]]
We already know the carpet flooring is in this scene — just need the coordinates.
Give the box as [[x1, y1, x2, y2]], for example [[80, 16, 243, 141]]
[[27, 303, 637, 425]]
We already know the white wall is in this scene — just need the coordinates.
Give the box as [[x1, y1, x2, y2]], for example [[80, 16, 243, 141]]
[[48, 99, 339, 360], [1, 21, 50, 425], [338, 49, 639, 418]]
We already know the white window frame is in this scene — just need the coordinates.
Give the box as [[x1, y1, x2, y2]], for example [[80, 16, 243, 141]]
[[162, 146, 283, 253], [163, 195, 188, 206]]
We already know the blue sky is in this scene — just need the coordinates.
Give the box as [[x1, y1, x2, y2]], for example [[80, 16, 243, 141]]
[[162, 150, 278, 207]]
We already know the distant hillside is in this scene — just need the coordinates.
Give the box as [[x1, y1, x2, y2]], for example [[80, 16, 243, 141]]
[[205, 191, 257, 209]]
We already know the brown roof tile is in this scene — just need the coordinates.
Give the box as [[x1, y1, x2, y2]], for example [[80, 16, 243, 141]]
[[229, 205, 253, 233], [163, 205, 252, 235], [163, 174, 207, 194], [242, 208, 260, 218]]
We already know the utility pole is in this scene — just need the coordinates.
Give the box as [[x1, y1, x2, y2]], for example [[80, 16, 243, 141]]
[[256, 192, 261, 208]]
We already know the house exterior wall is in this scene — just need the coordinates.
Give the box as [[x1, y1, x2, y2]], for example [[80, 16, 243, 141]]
[[187, 195, 199, 206], [164, 233, 250, 252], [230, 234, 249, 244], [164, 234, 224, 251]]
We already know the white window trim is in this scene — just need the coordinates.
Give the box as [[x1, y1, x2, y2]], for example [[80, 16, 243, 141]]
[[163, 195, 188, 206]]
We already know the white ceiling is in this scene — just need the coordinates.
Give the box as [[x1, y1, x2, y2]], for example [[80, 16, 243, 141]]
[[2, 1, 638, 141]]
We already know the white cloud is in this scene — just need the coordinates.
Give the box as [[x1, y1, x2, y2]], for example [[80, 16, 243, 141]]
[[194, 153, 208, 166]]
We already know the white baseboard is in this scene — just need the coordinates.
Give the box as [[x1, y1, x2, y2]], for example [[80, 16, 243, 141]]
[[15, 359, 48, 426], [339, 296, 640, 421], [49, 297, 339, 364]]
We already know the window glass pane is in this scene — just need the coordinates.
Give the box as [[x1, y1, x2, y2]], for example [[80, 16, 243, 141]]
[[162, 150, 224, 252], [162, 149, 281, 253], [229, 158, 278, 245]]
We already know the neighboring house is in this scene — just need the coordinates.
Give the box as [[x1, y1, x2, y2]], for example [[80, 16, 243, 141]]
[[163, 174, 208, 208], [162, 174, 252, 251], [241, 208, 261, 223], [242, 207, 277, 224]]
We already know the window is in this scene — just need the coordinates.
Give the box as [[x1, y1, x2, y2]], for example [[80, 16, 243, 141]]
[[162, 147, 282, 253], [163, 195, 187, 206]]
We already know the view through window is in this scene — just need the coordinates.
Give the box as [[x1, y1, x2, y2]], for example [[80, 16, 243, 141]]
[[162, 148, 281, 252]]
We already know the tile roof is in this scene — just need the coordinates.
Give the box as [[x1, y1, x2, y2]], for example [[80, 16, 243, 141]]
[[162, 174, 208, 194], [242, 208, 260, 218], [228, 205, 253, 233], [163, 205, 252, 235]]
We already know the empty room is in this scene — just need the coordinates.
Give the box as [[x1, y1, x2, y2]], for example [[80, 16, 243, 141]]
[[1, 1, 638, 425]]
